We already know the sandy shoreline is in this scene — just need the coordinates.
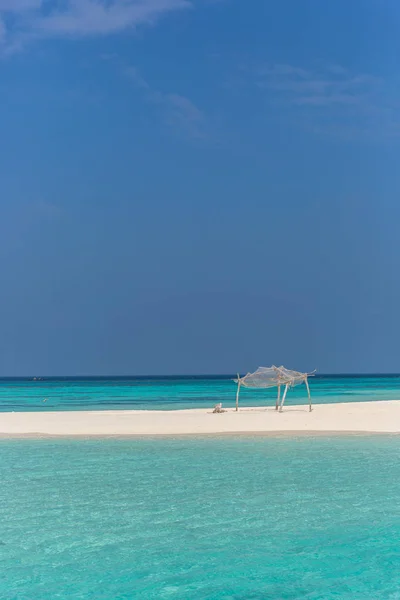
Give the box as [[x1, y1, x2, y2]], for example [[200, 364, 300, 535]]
[[1, 400, 400, 437]]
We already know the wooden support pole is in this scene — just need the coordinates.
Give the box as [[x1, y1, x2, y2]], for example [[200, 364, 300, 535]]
[[276, 384, 281, 411], [279, 384, 288, 412], [305, 377, 312, 412], [235, 376, 241, 412]]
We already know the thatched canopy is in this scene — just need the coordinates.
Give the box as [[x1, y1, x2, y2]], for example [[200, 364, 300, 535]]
[[234, 365, 315, 412]]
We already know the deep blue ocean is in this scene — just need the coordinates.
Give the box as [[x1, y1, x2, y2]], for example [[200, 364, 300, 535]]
[[0, 374, 400, 411]]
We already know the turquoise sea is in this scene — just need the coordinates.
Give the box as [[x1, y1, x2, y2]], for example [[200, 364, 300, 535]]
[[2, 377, 400, 598], [1, 374, 400, 411], [2, 435, 400, 599]]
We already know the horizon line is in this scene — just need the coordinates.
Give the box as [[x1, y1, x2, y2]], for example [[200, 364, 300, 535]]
[[0, 373, 400, 380]]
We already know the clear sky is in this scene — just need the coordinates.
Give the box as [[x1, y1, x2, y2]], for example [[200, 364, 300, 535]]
[[1, 0, 400, 376]]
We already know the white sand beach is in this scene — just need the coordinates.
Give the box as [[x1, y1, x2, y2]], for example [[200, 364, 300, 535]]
[[1, 400, 400, 436]]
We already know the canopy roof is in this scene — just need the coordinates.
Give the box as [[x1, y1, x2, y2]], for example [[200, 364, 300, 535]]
[[236, 365, 312, 389]]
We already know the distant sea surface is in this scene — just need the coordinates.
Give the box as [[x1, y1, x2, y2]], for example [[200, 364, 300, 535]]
[[1, 374, 400, 412]]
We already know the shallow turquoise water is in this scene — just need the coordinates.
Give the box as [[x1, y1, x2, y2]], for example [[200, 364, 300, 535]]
[[1, 375, 400, 411], [2, 436, 400, 599]]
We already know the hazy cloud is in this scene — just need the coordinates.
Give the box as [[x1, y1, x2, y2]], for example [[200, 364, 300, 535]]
[[250, 63, 398, 141], [33, 0, 190, 37], [124, 65, 152, 91], [0, 0, 191, 50], [258, 64, 380, 107], [165, 93, 207, 139], [0, 0, 41, 9], [123, 64, 208, 140]]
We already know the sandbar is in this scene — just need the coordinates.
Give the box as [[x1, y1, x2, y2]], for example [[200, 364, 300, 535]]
[[1, 400, 400, 437]]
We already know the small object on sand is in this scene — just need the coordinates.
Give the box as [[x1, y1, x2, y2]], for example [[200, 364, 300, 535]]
[[213, 403, 225, 414]]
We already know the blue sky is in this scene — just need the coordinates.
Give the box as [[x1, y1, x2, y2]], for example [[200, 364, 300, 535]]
[[1, 0, 400, 375]]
